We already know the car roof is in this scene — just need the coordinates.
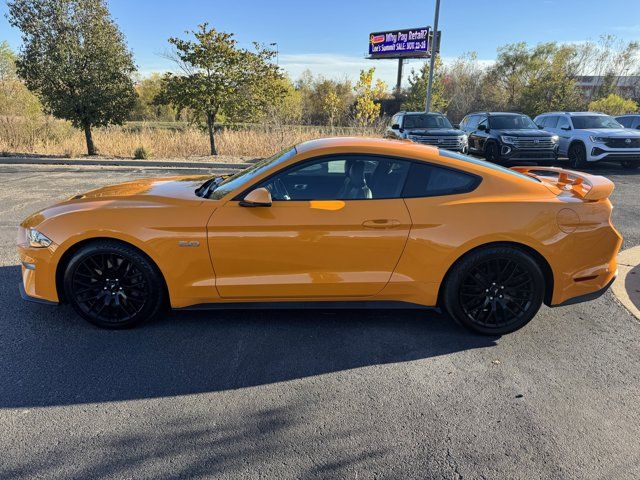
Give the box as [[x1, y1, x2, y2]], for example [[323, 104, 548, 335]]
[[541, 111, 608, 116], [292, 137, 545, 187], [397, 111, 444, 116], [466, 112, 526, 116]]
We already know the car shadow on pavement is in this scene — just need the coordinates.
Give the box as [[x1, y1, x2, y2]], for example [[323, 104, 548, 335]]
[[0, 265, 496, 408]]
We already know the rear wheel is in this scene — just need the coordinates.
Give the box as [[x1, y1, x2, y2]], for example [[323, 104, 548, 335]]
[[621, 160, 640, 170], [64, 240, 165, 329], [443, 246, 545, 335], [568, 142, 588, 169]]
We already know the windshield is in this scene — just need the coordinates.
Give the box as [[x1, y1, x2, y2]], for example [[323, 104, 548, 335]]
[[206, 147, 296, 199], [489, 115, 538, 130], [403, 114, 453, 129], [571, 115, 623, 129]]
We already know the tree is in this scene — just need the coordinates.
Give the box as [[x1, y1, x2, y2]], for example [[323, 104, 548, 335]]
[[7, 0, 137, 155], [295, 70, 353, 126], [441, 52, 485, 122], [402, 57, 447, 112], [131, 73, 177, 122], [589, 93, 638, 115], [0, 41, 42, 118], [156, 24, 283, 155], [353, 68, 387, 126]]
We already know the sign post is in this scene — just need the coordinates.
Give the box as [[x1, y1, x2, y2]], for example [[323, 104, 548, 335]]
[[425, 0, 441, 112]]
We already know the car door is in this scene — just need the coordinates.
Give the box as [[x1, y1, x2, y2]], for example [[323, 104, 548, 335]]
[[465, 115, 482, 152], [555, 116, 572, 155], [207, 155, 413, 299], [474, 116, 490, 154]]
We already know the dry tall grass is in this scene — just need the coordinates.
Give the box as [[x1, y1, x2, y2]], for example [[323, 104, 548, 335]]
[[0, 116, 384, 159]]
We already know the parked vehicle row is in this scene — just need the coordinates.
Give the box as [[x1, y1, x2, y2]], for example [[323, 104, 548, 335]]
[[387, 110, 640, 169]]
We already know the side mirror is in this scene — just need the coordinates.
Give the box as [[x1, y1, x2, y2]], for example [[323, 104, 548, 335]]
[[391, 123, 400, 130], [477, 124, 487, 131], [239, 187, 272, 207]]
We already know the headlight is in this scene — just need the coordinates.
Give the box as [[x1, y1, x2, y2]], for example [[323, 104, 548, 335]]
[[589, 136, 607, 143], [501, 136, 517, 144], [551, 135, 559, 143], [27, 228, 52, 248]]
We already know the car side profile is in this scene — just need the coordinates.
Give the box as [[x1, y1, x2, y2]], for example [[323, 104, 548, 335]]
[[459, 112, 559, 164], [385, 111, 468, 153], [535, 111, 640, 169], [18, 138, 622, 335]]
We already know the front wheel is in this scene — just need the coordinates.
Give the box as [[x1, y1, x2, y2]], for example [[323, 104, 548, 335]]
[[64, 240, 165, 328], [442, 246, 545, 335], [484, 142, 499, 163], [568, 143, 588, 169]]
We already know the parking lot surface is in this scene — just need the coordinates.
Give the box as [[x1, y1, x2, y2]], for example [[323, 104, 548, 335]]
[[0, 163, 639, 479]]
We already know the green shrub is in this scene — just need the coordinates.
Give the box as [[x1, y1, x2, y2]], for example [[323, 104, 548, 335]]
[[133, 146, 150, 159]]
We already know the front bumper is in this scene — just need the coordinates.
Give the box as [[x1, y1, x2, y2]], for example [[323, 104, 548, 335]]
[[17, 242, 60, 304], [588, 145, 640, 162], [500, 145, 558, 161]]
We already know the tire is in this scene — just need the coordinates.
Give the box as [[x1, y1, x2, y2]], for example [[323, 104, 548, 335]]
[[621, 160, 640, 170], [63, 240, 165, 329], [568, 142, 588, 169], [442, 246, 545, 335], [484, 142, 499, 163]]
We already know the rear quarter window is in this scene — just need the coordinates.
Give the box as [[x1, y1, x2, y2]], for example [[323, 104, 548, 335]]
[[402, 163, 480, 198]]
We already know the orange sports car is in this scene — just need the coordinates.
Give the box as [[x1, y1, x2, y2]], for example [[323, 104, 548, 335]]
[[17, 137, 622, 334]]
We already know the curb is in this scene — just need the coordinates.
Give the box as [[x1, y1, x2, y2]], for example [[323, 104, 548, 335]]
[[612, 245, 640, 321], [0, 157, 251, 170]]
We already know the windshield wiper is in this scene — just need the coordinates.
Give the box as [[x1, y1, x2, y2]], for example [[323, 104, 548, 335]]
[[196, 176, 227, 198]]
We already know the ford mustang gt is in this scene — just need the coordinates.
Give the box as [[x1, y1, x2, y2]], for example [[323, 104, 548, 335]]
[[17, 137, 622, 334]]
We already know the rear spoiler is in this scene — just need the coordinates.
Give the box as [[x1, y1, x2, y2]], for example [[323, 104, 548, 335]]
[[511, 166, 614, 201]]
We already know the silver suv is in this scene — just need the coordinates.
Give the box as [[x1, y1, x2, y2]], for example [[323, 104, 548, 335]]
[[534, 112, 640, 169]]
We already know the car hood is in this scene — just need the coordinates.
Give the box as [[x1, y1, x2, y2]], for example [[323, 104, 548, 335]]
[[493, 129, 554, 137], [576, 128, 640, 137], [75, 175, 211, 201], [405, 128, 464, 136], [20, 176, 212, 229]]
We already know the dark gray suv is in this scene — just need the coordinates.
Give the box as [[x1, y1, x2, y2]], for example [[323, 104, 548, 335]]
[[385, 112, 468, 153]]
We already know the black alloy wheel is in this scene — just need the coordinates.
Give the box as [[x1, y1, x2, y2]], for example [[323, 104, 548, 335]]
[[443, 246, 545, 335], [484, 142, 499, 163], [568, 143, 588, 169], [64, 240, 164, 328]]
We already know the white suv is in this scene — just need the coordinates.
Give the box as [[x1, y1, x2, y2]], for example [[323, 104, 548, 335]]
[[534, 112, 640, 169]]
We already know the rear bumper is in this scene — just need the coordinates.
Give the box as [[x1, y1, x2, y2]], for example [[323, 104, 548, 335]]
[[552, 272, 616, 307]]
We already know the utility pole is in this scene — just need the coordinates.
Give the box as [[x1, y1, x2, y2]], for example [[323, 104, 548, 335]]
[[425, 0, 440, 112], [395, 58, 404, 94]]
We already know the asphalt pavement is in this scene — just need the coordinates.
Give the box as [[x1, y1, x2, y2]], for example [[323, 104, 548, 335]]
[[0, 163, 638, 479]]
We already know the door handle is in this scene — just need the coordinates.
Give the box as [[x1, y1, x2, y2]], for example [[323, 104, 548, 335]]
[[362, 219, 401, 229]]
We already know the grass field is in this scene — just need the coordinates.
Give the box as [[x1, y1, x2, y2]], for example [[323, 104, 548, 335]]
[[0, 117, 384, 159]]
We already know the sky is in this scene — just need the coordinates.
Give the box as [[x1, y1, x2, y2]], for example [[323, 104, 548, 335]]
[[1, 0, 640, 88]]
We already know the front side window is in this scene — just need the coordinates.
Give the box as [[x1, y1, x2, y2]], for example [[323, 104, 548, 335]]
[[571, 115, 622, 129], [545, 116, 559, 128], [257, 156, 410, 201], [557, 116, 570, 129], [617, 116, 632, 128]]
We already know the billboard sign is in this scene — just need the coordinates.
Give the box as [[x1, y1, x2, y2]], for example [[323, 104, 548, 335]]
[[368, 27, 430, 59]]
